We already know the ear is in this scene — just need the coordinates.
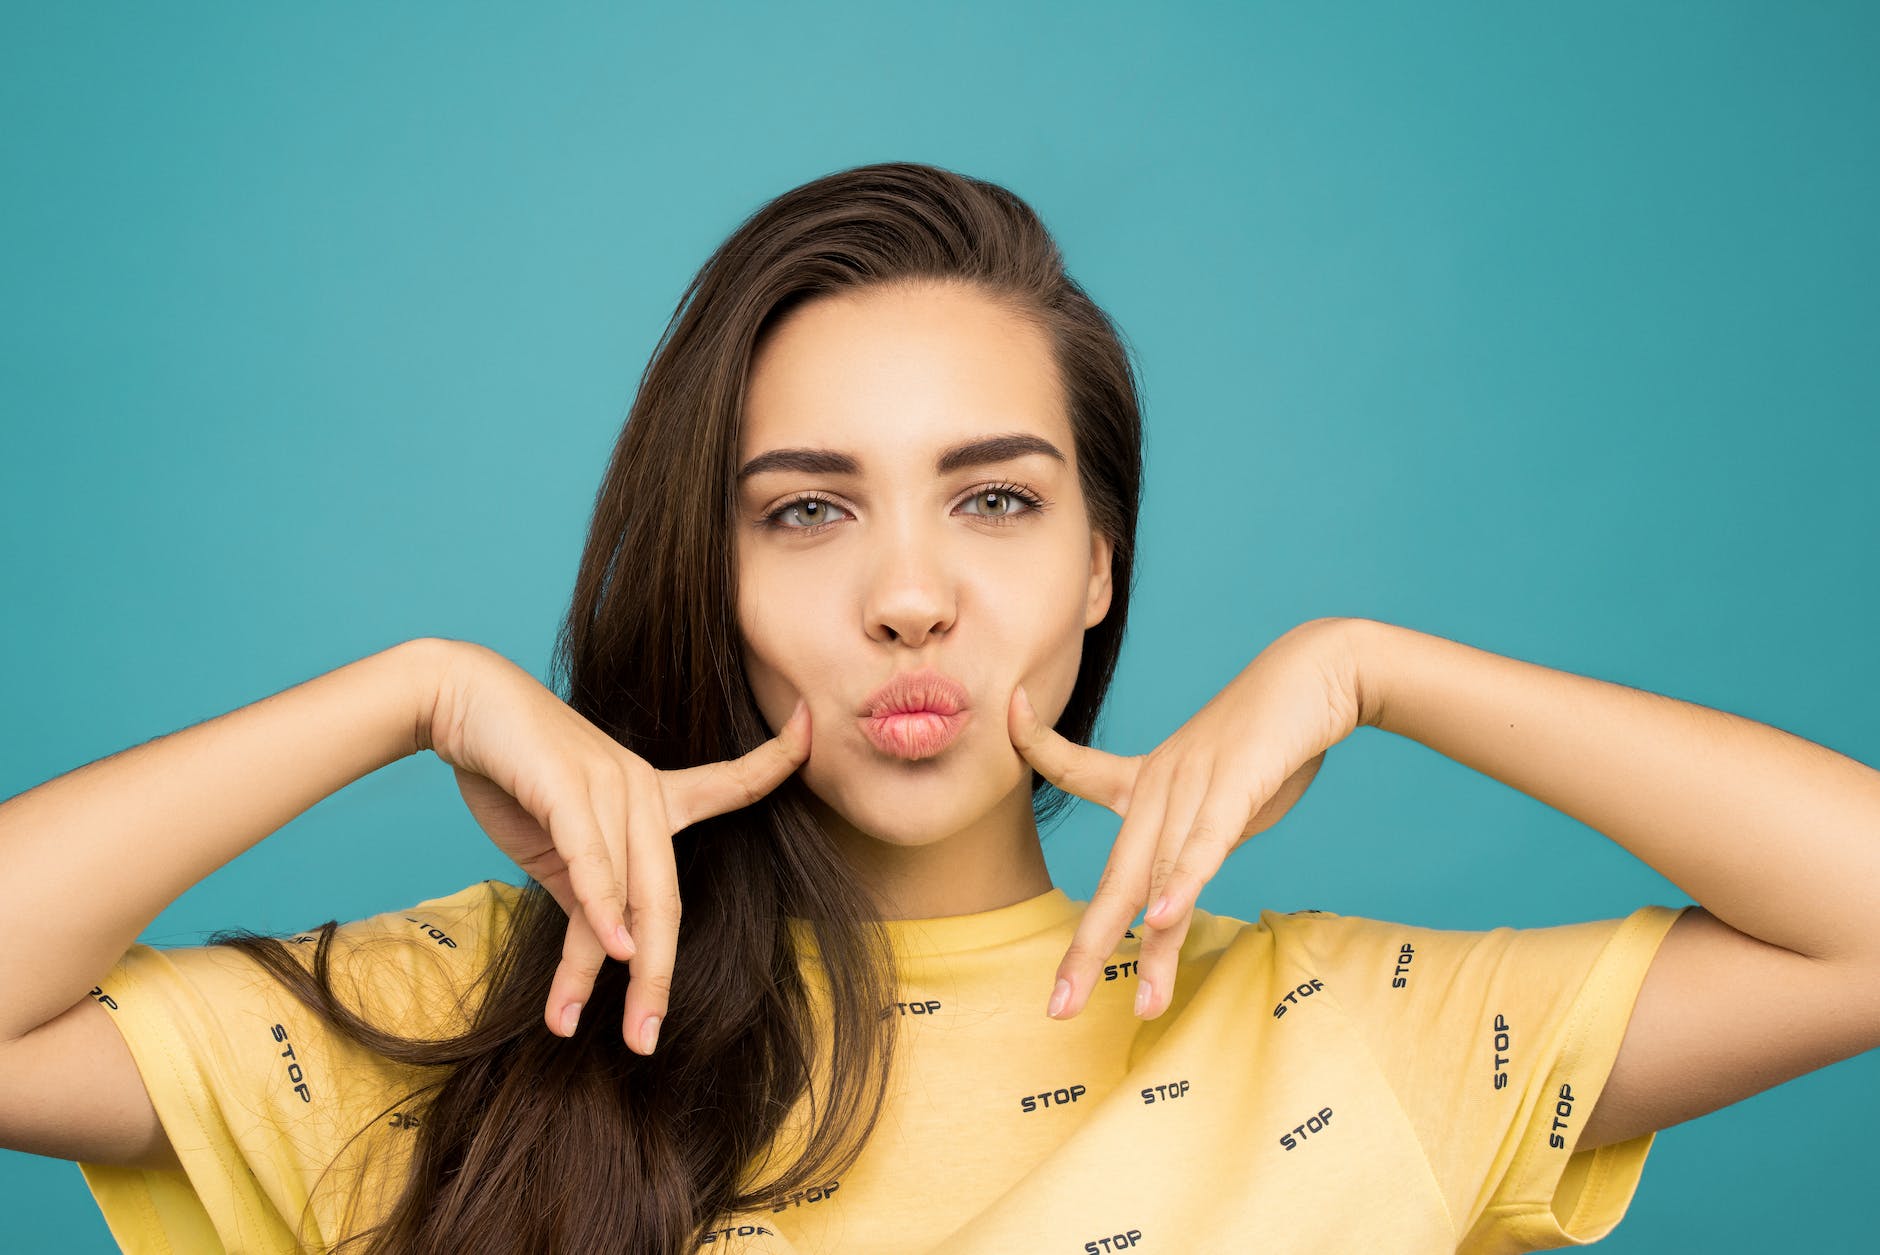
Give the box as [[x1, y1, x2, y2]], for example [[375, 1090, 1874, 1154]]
[[1084, 529, 1114, 629]]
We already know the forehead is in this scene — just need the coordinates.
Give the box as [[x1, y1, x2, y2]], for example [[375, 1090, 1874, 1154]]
[[739, 281, 1072, 465]]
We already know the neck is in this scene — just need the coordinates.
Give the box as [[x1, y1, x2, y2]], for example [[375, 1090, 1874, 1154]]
[[817, 779, 1055, 920]]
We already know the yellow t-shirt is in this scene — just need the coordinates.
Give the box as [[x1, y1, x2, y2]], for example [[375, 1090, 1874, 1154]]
[[78, 880, 1687, 1254]]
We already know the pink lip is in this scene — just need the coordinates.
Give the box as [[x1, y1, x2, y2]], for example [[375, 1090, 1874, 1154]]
[[859, 710, 971, 760], [858, 669, 972, 760]]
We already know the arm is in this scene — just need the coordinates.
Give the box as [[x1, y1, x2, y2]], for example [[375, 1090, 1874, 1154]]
[[0, 637, 447, 1045], [1347, 617, 1880, 1145]]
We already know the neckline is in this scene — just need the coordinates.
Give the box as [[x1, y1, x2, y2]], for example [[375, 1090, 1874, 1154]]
[[786, 886, 1082, 958]]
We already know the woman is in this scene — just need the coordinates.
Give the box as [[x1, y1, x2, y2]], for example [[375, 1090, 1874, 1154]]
[[3, 161, 1877, 1254]]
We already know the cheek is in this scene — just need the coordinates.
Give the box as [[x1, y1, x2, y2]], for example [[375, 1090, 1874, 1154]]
[[1026, 554, 1093, 641], [1008, 555, 1097, 720], [737, 568, 839, 721], [735, 560, 790, 711]]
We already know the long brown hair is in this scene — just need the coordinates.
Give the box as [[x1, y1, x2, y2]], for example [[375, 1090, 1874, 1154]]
[[212, 160, 1145, 1253]]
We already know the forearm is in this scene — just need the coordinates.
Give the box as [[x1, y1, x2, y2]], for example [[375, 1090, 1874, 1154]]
[[0, 637, 448, 1043], [1348, 617, 1880, 968]]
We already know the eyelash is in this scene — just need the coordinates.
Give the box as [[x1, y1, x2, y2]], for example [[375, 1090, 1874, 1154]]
[[759, 481, 1048, 534]]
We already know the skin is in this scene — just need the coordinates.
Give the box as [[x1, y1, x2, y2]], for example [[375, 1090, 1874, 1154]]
[[733, 278, 1113, 921]]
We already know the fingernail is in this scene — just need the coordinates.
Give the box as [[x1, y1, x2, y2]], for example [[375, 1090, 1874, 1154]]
[[614, 924, 635, 956], [641, 1015, 661, 1053], [1047, 978, 1070, 1018], [1016, 685, 1034, 717], [1134, 980, 1153, 1016], [562, 1002, 581, 1036], [1148, 895, 1169, 922]]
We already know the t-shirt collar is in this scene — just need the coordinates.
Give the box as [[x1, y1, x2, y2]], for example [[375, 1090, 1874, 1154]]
[[787, 885, 1082, 958]]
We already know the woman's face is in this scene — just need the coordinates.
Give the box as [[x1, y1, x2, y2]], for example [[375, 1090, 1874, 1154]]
[[734, 280, 1113, 854]]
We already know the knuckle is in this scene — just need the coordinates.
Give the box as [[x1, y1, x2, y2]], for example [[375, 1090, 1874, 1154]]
[[544, 761, 589, 806], [625, 755, 661, 797], [1058, 752, 1093, 789], [654, 774, 689, 832], [1091, 864, 1132, 903], [1178, 825, 1218, 860], [1058, 940, 1097, 968], [1160, 873, 1192, 904], [734, 752, 765, 793], [627, 898, 688, 935], [1112, 755, 1152, 811], [629, 887, 683, 926], [1244, 775, 1278, 815], [1166, 751, 1207, 788], [631, 970, 674, 1001], [592, 789, 629, 846], [560, 949, 604, 980]]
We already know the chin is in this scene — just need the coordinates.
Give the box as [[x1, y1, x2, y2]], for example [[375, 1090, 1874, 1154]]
[[808, 789, 961, 846], [806, 747, 1022, 841], [843, 817, 962, 849]]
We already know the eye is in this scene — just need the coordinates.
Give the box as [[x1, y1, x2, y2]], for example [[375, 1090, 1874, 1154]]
[[761, 494, 851, 532], [757, 482, 1048, 534], [958, 482, 1047, 525]]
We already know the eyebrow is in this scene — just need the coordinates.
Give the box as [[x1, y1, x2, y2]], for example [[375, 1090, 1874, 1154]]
[[737, 431, 1067, 483]]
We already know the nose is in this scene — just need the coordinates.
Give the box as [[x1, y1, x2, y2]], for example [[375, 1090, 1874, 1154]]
[[863, 519, 958, 646]]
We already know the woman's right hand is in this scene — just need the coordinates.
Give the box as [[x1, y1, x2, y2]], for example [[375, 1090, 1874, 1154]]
[[418, 639, 811, 1055]]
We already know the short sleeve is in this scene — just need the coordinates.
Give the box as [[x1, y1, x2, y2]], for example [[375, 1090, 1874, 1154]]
[[1291, 902, 1690, 1255], [76, 878, 523, 1255]]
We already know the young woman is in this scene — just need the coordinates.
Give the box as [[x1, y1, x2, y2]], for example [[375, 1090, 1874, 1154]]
[[3, 161, 1877, 1255]]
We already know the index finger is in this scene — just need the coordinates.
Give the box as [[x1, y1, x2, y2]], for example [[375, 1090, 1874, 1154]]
[[661, 697, 812, 831], [1009, 685, 1138, 814]]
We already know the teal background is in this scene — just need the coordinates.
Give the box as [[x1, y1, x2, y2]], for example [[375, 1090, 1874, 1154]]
[[4, 2, 1876, 1250]]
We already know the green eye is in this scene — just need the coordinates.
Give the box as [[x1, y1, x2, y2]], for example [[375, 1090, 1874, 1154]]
[[765, 496, 851, 530], [760, 482, 1047, 533]]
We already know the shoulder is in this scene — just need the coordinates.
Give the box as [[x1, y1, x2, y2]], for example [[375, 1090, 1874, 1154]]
[[1177, 902, 1345, 954], [1243, 903, 1675, 949], [294, 878, 526, 952], [1236, 902, 1687, 1029], [1151, 902, 1336, 987], [384, 877, 527, 943], [282, 878, 530, 1034], [1179, 901, 1680, 986]]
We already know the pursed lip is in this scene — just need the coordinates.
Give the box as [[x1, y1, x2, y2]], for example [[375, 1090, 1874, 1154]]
[[858, 668, 971, 718], [857, 669, 973, 760]]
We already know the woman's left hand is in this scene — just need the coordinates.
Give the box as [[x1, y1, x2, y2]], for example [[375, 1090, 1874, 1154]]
[[1012, 617, 1372, 1022]]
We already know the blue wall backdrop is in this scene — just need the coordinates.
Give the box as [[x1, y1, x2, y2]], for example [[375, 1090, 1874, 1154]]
[[4, 2, 1876, 1250]]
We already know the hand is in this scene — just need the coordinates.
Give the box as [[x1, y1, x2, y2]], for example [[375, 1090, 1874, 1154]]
[[1011, 618, 1368, 1022], [421, 640, 811, 1054]]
